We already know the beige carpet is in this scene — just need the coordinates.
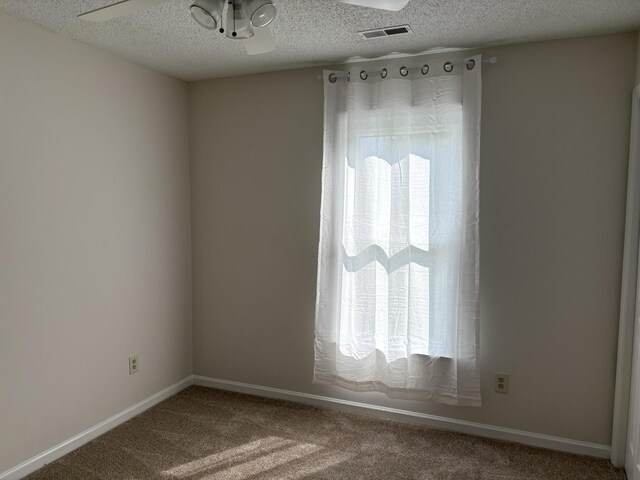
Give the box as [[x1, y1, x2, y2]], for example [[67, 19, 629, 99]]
[[25, 386, 624, 480]]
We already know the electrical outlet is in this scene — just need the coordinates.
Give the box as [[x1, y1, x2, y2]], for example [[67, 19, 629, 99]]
[[495, 373, 509, 393], [129, 354, 138, 375]]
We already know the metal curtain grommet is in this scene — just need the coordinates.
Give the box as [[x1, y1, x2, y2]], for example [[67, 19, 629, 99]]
[[360, 70, 368, 80], [421, 64, 429, 75], [466, 59, 476, 70], [399, 66, 409, 77], [443, 62, 453, 73], [328, 73, 337, 83], [380, 68, 388, 79]]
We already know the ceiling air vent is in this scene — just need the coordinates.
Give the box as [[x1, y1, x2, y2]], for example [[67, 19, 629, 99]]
[[359, 25, 412, 39]]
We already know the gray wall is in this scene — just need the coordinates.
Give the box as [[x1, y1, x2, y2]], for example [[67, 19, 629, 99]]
[[189, 32, 637, 446], [0, 12, 192, 472]]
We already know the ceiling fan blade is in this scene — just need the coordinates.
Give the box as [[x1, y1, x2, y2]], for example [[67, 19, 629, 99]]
[[337, 0, 410, 11], [243, 27, 275, 55], [78, 0, 168, 22]]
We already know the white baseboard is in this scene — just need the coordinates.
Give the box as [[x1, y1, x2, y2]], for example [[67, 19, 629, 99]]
[[193, 375, 610, 459], [0, 376, 194, 480]]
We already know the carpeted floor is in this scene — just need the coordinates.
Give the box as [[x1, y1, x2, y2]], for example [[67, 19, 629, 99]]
[[25, 386, 625, 480]]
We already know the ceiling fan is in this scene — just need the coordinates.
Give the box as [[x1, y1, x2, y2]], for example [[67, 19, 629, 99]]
[[78, 0, 411, 56]]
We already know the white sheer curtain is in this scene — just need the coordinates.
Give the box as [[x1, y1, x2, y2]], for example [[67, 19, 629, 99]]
[[314, 56, 482, 406]]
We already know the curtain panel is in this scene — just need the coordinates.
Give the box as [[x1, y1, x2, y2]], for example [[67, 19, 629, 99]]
[[314, 56, 482, 406]]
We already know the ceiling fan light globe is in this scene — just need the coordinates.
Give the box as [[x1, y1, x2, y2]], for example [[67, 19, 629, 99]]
[[251, 4, 276, 28], [190, 5, 217, 29], [225, 1, 255, 39], [190, 0, 225, 29]]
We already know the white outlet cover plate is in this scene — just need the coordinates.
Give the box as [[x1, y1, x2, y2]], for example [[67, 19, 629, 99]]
[[129, 355, 138, 375], [495, 373, 509, 393]]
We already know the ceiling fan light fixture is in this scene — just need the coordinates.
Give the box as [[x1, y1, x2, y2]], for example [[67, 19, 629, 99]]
[[245, 0, 277, 28], [190, 0, 224, 30], [226, 0, 255, 39]]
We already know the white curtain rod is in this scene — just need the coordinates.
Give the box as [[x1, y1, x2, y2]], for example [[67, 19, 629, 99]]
[[326, 56, 497, 82]]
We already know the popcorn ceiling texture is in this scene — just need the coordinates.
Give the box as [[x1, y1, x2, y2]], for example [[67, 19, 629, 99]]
[[1, 0, 640, 81]]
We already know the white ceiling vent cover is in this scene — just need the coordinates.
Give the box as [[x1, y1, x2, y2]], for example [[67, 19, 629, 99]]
[[359, 25, 412, 39]]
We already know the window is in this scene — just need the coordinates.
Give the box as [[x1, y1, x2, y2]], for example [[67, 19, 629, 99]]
[[314, 58, 482, 406]]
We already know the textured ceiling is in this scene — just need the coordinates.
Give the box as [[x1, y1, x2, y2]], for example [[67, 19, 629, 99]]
[[2, 0, 640, 81]]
